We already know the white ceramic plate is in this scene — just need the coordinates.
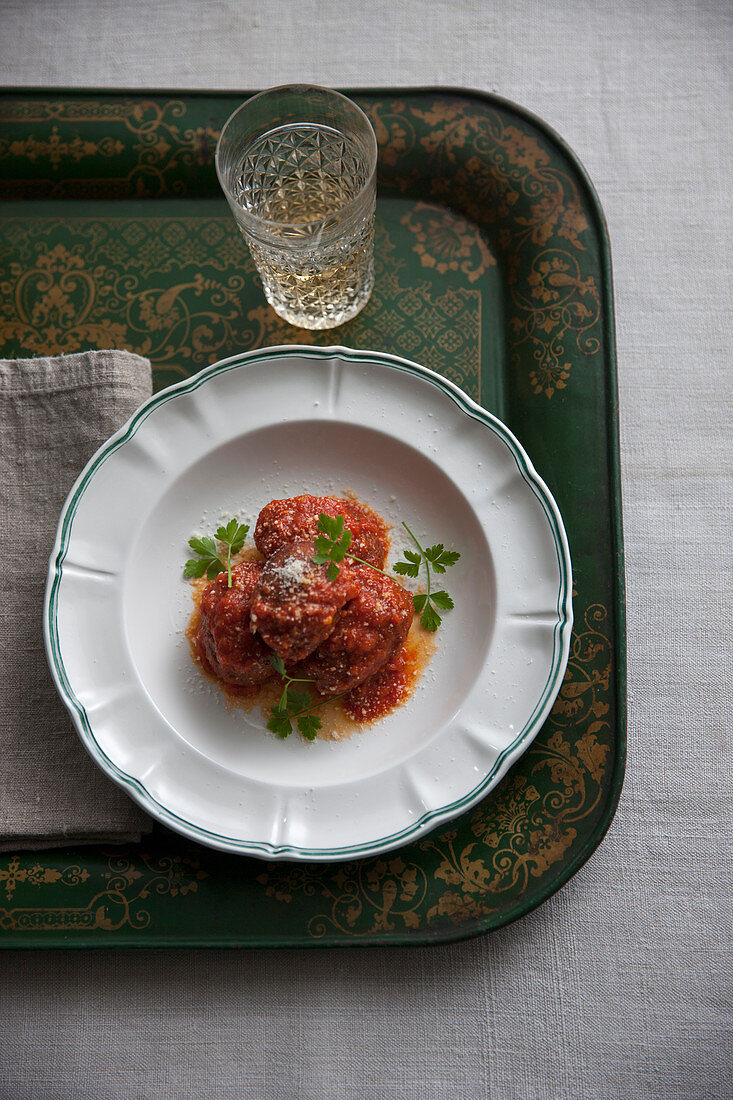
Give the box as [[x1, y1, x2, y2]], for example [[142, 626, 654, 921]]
[[45, 346, 572, 861]]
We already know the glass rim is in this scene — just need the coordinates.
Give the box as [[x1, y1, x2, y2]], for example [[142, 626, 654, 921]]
[[215, 83, 378, 237]]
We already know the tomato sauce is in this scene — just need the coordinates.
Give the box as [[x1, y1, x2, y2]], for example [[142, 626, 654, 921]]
[[185, 496, 438, 739]]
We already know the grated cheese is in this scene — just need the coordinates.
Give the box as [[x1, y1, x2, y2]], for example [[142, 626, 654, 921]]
[[266, 555, 311, 591]]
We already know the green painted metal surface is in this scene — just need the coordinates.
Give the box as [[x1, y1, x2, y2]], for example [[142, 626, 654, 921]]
[[0, 89, 625, 946]]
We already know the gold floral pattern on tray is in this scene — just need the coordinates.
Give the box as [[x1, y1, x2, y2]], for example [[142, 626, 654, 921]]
[[0, 212, 484, 400], [0, 852, 207, 933], [0, 93, 604, 399], [253, 600, 613, 937], [257, 856, 429, 937], [365, 96, 603, 397], [508, 248, 601, 398], [0, 855, 89, 903], [400, 201, 496, 283], [0, 218, 245, 368], [241, 214, 486, 399], [0, 99, 217, 198], [0, 92, 621, 943]]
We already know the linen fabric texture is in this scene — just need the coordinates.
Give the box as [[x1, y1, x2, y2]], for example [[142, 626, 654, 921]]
[[0, 350, 154, 849], [0, 1, 731, 1098]]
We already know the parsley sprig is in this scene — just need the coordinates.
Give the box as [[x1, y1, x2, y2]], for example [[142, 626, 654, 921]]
[[312, 513, 460, 633], [313, 513, 392, 579], [266, 655, 348, 741], [184, 518, 249, 588], [392, 523, 460, 632], [312, 514, 353, 581]]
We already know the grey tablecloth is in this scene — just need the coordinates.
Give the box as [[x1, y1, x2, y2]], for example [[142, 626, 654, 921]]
[[1, 1, 731, 1098]]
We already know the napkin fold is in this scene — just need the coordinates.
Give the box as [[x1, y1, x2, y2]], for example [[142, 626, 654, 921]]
[[0, 351, 155, 850]]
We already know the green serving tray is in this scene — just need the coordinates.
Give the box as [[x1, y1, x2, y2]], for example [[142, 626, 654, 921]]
[[0, 88, 625, 947]]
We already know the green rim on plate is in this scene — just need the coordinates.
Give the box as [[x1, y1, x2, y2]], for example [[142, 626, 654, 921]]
[[45, 346, 573, 860]]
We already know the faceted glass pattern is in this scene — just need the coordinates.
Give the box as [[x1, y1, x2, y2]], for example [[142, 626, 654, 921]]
[[245, 214, 375, 330], [232, 123, 375, 328], [236, 124, 370, 226]]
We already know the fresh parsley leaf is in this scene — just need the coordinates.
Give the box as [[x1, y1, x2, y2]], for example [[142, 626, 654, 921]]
[[424, 545, 461, 573], [185, 519, 250, 588], [297, 714, 322, 741], [420, 603, 442, 632], [335, 533, 353, 561], [313, 513, 353, 579], [287, 688, 313, 714], [269, 653, 287, 679], [267, 709, 293, 739], [317, 514, 338, 537], [185, 535, 225, 580], [398, 523, 459, 633], [215, 520, 235, 543], [216, 519, 249, 557], [268, 662, 327, 742], [222, 520, 250, 586], [393, 559, 421, 578], [189, 536, 215, 556], [183, 557, 214, 579]]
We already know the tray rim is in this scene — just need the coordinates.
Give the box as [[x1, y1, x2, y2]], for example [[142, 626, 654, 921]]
[[0, 85, 626, 948]]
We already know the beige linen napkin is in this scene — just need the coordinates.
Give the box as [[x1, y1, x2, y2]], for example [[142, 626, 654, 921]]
[[0, 350, 155, 849]]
